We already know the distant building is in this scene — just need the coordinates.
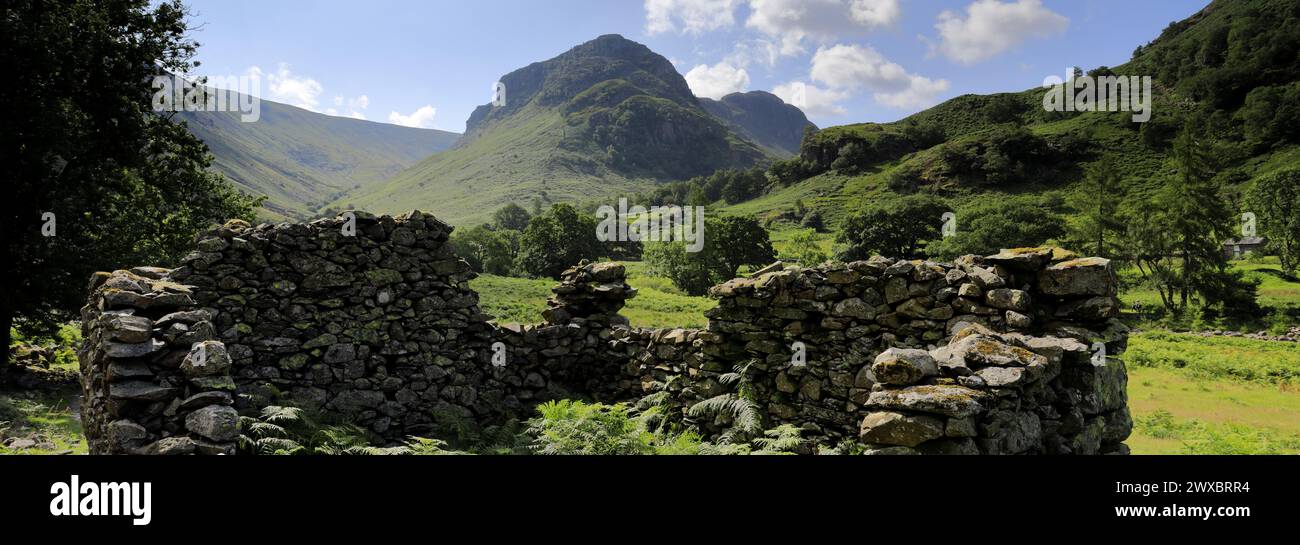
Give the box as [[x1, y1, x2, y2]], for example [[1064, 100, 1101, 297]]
[[1223, 236, 1268, 259]]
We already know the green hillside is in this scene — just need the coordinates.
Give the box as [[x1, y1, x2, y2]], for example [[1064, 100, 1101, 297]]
[[725, 0, 1300, 230], [177, 94, 459, 221], [339, 34, 771, 226]]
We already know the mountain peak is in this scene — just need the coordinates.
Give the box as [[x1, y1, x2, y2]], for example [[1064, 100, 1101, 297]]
[[700, 91, 816, 156], [465, 34, 692, 136]]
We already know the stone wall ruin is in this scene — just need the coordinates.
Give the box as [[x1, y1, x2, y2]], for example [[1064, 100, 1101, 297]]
[[78, 212, 1132, 454]]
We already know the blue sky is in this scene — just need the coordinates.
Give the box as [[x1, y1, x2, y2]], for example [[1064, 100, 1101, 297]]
[[187, 0, 1207, 132]]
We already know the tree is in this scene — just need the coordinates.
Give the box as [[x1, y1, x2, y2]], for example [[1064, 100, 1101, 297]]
[[1122, 118, 1258, 315], [1238, 84, 1300, 148], [492, 203, 532, 232], [925, 196, 1067, 261], [450, 224, 516, 276], [836, 195, 950, 261], [709, 216, 777, 279], [1248, 169, 1300, 276], [2, 0, 261, 363], [516, 204, 599, 278], [1067, 155, 1125, 257], [785, 231, 827, 267], [643, 215, 775, 295], [1165, 117, 1230, 309], [801, 210, 824, 231]]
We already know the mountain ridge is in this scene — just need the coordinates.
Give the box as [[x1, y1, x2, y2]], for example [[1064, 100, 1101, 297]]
[[699, 91, 817, 156], [177, 93, 459, 221], [336, 34, 778, 225]]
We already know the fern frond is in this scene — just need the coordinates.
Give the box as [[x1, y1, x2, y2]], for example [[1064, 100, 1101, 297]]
[[687, 394, 762, 436]]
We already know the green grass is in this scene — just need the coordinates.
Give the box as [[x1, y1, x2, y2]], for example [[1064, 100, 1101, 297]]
[[1126, 330, 1300, 384], [0, 392, 86, 455], [1125, 329, 1300, 455], [1127, 366, 1300, 455], [1236, 260, 1300, 310], [767, 224, 835, 262], [470, 261, 716, 329]]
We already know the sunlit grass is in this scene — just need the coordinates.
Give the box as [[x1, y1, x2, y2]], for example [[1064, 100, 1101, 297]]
[[0, 394, 87, 455], [1127, 367, 1300, 454], [470, 261, 715, 329]]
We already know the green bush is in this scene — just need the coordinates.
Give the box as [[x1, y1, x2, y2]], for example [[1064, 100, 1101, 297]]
[[526, 399, 692, 455]]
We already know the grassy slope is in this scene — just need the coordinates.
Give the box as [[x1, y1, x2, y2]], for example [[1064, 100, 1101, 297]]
[[720, 105, 1299, 233], [722, 0, 1300, 231], [338, 104, 659, 227], [1127, 366, 1300, 454], [178, 95, 460, 221], [470, 261, 715, 329]]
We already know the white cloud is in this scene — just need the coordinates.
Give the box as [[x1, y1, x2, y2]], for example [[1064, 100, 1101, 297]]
[[848, 0, 901, 27], [773, 81, 849, 117], [933, 0, 1068, 65], [725, 39, 781, 68], [387, 105, 437, 129], [645, 0, 739, 34], [247, 64, 324, 111], [746, 0, 901, 55], [685, 62, 750, 99], [875, 76, 950, 108], [809, 44, 949, 109], [245, 65, 370, 119]]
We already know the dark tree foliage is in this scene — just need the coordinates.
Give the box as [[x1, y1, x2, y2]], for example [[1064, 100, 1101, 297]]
[[643, 215, 775, 295], [836, 195, 951, 261], [984, 94, 1025, 124], [1, 0, 261, 361], [516, 204, 599, 279], [450, 224, 517, 276], [492, 202, 532, 232], [637, 167, 767, 207], [1121, 117, 1259, 316], [1248, 169, 1300, 276], [1238, 83, 1300, 148], [800, 210, 824, 231], [926, 195, 1068, 261], [900, 120, 946, 149]]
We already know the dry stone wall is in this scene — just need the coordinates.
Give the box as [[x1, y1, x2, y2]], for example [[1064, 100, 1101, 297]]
[[78, 213, 1131, 455], [635, 247, 1132, 453], [78, 268, 239, 455]]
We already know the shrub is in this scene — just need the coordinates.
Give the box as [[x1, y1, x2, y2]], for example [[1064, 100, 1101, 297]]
[[785, 231, 828, 266], [836, 194, 950, 261]]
